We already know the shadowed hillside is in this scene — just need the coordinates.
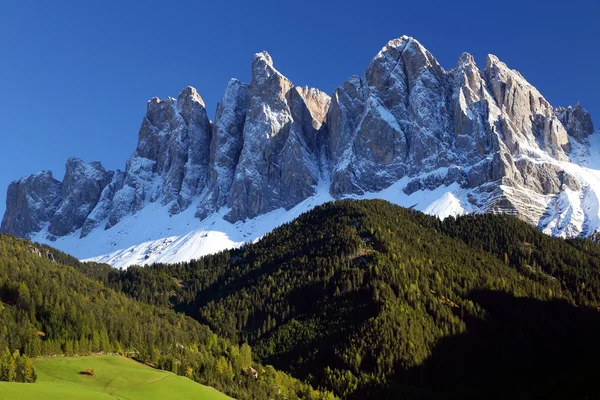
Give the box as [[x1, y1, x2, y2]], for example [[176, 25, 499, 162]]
[[60, 199, 600, 398]]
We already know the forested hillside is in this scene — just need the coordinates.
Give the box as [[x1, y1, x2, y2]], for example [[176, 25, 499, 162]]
[[0, 234, 334, 399], [66, 200, 600, 399]]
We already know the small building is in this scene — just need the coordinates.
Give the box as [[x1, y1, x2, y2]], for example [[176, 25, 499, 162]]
[[245, 367, 258, 379]]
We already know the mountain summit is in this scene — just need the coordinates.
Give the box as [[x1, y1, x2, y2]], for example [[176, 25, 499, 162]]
[[1, 36, 598, 268]]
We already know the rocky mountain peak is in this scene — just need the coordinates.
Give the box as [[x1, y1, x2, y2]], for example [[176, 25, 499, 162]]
[[456, 52, 476, 68], [484, 54, 502, 69], [555, 103, 595, 141], [402, 36, 445, 78], [49, 158, 113, 237], [254, 51, 273, 67], [196, 78, 249, 219], [226, 50, 323, 221], [484, 53, 571, 160], [330, 36, 454, 197], [1, 171, 62, 239], [251, 51, 287, 88], [250, 51, 293, 113], [178, 85, 205, 106], [365, 35, 445, 91], [0, 158, 114, 239], [374, 36, 412, 58], [145, 96, 177, 131], [177, 86, 207, 125]]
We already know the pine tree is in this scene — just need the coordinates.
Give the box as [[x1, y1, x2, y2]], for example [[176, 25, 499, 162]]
[[24, 357, 36, 383], [239, 343, 252, 371], [7, 351, 17, 382], [0, 347, 10, 381]]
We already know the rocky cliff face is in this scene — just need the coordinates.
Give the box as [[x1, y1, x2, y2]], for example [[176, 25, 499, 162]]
[[49, 158, 113, 236], [556, 103, 595, 141], [1, 171, 62, 238], [109, 86, 213, 222], [328, 37, 456, 196], [326, 36, 585, 233], [2, 36, 598, 250], [226, 52, 330, 221], [196, 79, 249, 220], [82, 86, 214, 235]]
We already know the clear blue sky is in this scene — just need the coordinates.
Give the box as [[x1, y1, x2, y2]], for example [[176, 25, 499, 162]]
[[1, 0, 598, 217]]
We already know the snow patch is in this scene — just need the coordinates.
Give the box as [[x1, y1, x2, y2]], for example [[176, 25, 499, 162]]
[[424, 192, 466, 219]]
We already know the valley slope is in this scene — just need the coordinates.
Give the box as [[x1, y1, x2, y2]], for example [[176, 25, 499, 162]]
[[71, 199, 600, 399], [0, 355, 233, 400]]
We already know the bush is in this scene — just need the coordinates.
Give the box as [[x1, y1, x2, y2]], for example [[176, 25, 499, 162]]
[[79, 368, 96, 377]]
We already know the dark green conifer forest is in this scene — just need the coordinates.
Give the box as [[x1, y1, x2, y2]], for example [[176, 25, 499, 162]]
[[3, 199, 600, 399], [0, 233, 334, 399]]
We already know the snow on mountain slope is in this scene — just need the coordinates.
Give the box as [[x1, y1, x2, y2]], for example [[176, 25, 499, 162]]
[[546, 130, 600, 237], [31, 137, 600, 269], [31, 177, 471, 269], [424, 192, 467, 219], [571, 131, 600, 170], [24, 132, 600, 269], [492, 129, 600, 238]]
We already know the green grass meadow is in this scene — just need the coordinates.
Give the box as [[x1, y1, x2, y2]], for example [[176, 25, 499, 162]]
[[0, 355, 233, 399]]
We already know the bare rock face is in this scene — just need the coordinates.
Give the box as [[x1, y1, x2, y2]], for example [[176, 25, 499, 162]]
[[484, 55, 570, 159], [105, 86, 213, 228], [225, 52, 330, 221], [1, 171, 62, 238], [296, 86, 330, 130], [328, 37, 453, 196], [81, 170, 125, 237], [174, 87, 214, 212], [327, 36, 586, 232], [134, 87, 212, 212], [1, 85, 214, 239], [555, 103, 595, 141], [49, 158, 113, 236], [196, 79, 249, 219], [450, 52, 500, 164]]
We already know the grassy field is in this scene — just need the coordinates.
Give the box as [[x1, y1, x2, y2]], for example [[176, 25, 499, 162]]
[[0, 354, 233, 399]]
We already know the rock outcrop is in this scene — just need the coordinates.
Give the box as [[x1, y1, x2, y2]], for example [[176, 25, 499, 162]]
[[196, 79, 249, 219], [49, 158, 113, 236], [225, 52, 330, 221], [484, 54, 570, 159], [328, 37, 454, 196], [101, 86, 213, 230], [327, 36, 585, 231], [556, 103, 595, 141], [1, 171, 62, 238]]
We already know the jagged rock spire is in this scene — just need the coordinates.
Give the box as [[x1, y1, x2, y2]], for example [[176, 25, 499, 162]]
[[196, 79, 249, 219], [555, 103, 595, 141], [225, 52, 330, 221]]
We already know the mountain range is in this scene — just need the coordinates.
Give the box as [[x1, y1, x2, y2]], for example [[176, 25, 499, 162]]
[[1, 35, 598, 268]]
